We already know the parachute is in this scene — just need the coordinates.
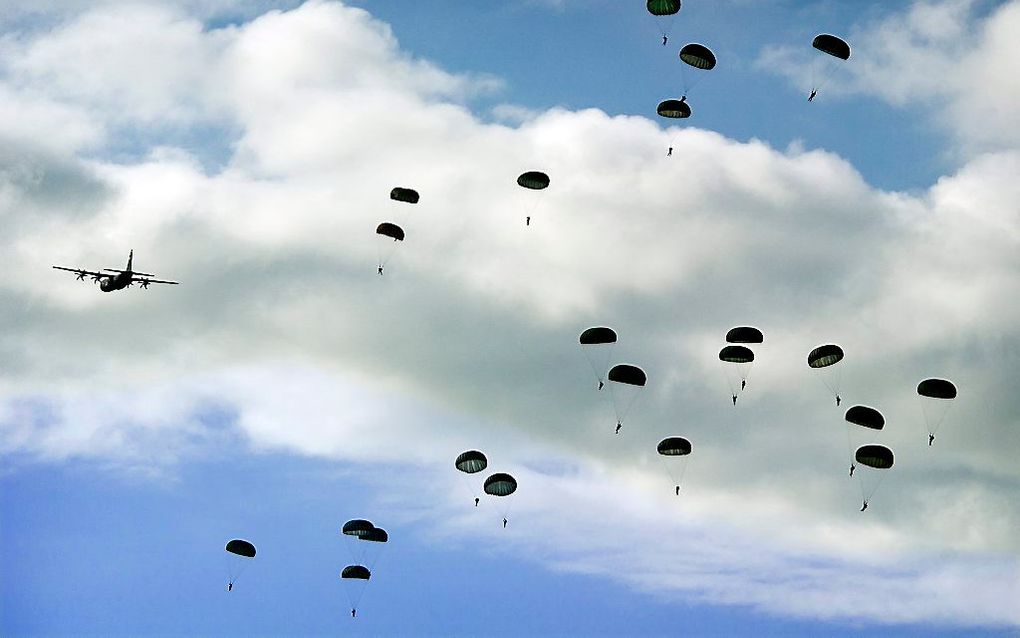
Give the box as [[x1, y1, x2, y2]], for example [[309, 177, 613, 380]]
[[679, 43, 716, 70], [484, 472, 518, 497], [224, 539, 256, 590], [455, 450, 488, 474], [342, 519, 375, 538], [579, 327, 618, 390], [917, 378, 957, 444], [657, 437, 692, 494], [607, 364, 646, 387], [376, 222, 404, 242], [657, 99, 691, 119], [517, 171, 550, 226], [342, 565, 371, 580], [808, 344, 844, 405], [360, 528, 388, 543], [853, 444, 894, 509], [389, 187, 420, 204], [719, 345, 754, 402], [646, 0, 681, 43], [808, 34, 850, 100], [725, 326, 764, 344], [844, 405, 885, 430]]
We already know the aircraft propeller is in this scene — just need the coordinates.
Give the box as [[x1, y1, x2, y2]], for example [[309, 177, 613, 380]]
[[75, 270, 87, 281], [138, 279, 151, 289]]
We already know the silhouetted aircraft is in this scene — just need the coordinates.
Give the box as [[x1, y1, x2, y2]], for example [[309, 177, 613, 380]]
[[53, 250, 179, 291]]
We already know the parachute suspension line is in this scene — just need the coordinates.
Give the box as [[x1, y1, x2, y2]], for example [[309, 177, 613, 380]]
[[608, 382, 640, 429], [858, 467, 889, 503]]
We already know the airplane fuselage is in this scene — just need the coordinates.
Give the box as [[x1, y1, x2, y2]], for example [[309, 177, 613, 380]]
[[99, 272, 133, 292]]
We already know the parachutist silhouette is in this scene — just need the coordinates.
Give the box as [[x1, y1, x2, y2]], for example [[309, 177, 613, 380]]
[[352, 609, 357, 618], [808, 89, 817, 102], [741, 379, 746, 391], [662, 35, 668, 46], [227, 582, 232, 592], [667, 146, 673, 157], [835, 394, 841, 407], [675, 485, 680, 496], [474, 497, 480, 507], [503, 518, 508, 529], [615, 422, 622, 435], [377, 266, 383, 275], [849, 464, 855, 477], [928, 433, 935, 446], [860, 500, 868, 512], [598, 380, 604, 391], [731, 394, 738, 406], [526, 216, 531, 226]]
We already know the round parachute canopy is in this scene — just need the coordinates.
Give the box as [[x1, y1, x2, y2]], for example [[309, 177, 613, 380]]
[[808, 344, 844, 368], [679, 43, 716, 70], [647, 0, 681, 16], [517, 171, 550, 190], [918, 378, 957, 400], [608, 364, 647, 387], [376, 222, 404, 241], [812, 34, 851, 60], [483, 472, 517, 497], [341, 565, 371, 581], [719, 345, 754, 364], [455, 450, 488, 474], [389, 187, 419, 204], [657, 437, 692, 456], [360, 528, 388, 543], [579, 327, 618, 345], [342, 519, 375, 537], [845, 405, 885, 430], [725, 327, 763, 344], [225, 539, 256, 558], [657, 99, 691, 119], [855, 444, 894, 469]]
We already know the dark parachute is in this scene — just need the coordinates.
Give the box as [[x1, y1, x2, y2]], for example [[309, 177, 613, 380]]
[[679, 43, 716, 70], [225, 539, 256, 558], [342, 565, 371, 580], [657, 99, 691, 119], [647, 0, 681, 16], [725, 327, 764, 344], [579, 327, 618, 345], [607, 364, 647, 386], [855, 444, 894, 469], [812, 34, 851, 60], [657, 437, 692, 456], [390, 187, 419, 204], [918, 378, 957, 400], [455, 450, 488, 474], [376, 222, 404, 242], [360, 528, 388, 543], [845, 405, 885, 430], [342, 519, 375, 538], [808, 344, 844, 368], [484, 473, 518, 497], [719, 345, 754, 363], [517, 171, 550, 190]]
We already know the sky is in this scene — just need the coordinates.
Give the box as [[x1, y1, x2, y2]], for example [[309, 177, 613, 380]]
[[1, 1, 1018, 636]]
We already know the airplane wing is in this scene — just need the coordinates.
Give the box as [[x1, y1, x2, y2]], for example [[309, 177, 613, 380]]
[[52, 266, 108, 279], [131, 275, 179, 285]]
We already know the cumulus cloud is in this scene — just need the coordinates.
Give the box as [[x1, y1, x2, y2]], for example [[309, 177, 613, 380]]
[[1, 0, 1018, 628]]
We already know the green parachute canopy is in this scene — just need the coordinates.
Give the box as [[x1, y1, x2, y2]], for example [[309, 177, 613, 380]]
[[679, 43, 716, 70], [341, 565, 371, 580], [657, 437, 692, 456], [376, 222, 404, 241], [483, 472, 518, 497], [725, 327, 764, 344], [455, 450, 488, 474], [360, 528, 388, 543], [918, 378, 957, 400], [579, 327, 618, 345], [608, 364, 647, 387], [647, 0, 681, 16], [719, 345, 754, 364], [342, 519, 375, 537], [808, 344, 843, 368], [812, 34, 851, 60], [845, 405, 885, 430], [389, 187, 419, 204], [656, 99, 691, 119], [855, 445, 894, 469], [517, 171, 550, 190], [225, 539, 256, 558]]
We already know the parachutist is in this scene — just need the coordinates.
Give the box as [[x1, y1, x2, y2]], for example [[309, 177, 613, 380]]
[[598, 380, 604, 391], [227, 582, 232, 592], [731, 394, 738, 406], [836, 394, 841, 407], [474, 497, 480, 507], [808, 89, 817, 102], [667, 146, 673, 157], [526, 216, 531, 226], [377, 266, 383, 275], [675, 485, 680, 496], [615, 422, 622, 435], [928, 433, 935, 446], [741, 379, 746, 391], [352, 609, 356, 618], [860, 500, 868, 512], [849, 464, 855, 477], [662, 35, 668, 46], [503, 518, 508, 529]]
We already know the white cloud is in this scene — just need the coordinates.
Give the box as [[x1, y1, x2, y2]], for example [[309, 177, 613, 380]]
[[1, 0, 1018, 628]]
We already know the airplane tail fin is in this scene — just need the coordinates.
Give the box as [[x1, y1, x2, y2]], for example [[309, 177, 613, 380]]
[[127, 250, 133, 272]]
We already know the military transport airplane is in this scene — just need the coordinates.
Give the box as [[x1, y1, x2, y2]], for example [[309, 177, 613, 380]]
[[53, 250, 179, 291]]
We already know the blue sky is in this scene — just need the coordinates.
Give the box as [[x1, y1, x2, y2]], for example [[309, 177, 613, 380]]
[[1, 1, 1019, 636]]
